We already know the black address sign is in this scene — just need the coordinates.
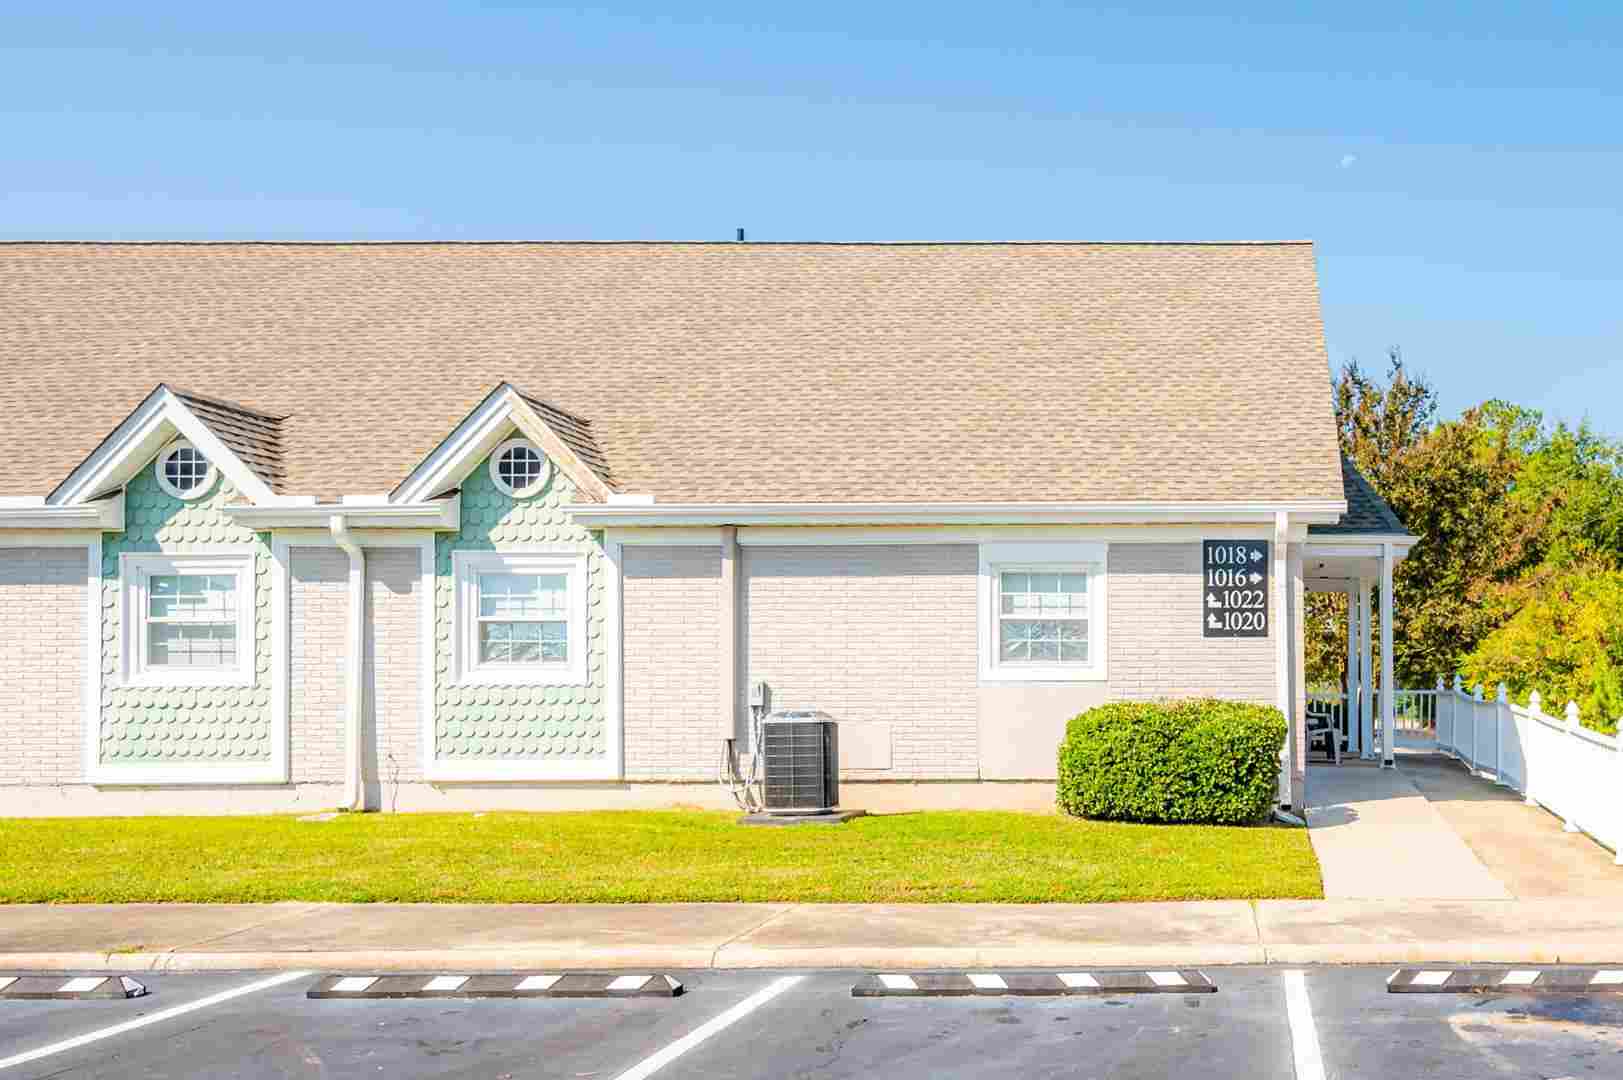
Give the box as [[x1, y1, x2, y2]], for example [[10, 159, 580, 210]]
[[1202, 540, 1269, 638]]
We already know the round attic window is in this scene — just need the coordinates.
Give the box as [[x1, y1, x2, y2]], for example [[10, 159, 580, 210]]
[[490, 438, 551, 498], [154, 441, 215, 500]]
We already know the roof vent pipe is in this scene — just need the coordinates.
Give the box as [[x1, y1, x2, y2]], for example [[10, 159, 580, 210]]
[[329, 513, 368, 812], [736, 228, 745, 242]]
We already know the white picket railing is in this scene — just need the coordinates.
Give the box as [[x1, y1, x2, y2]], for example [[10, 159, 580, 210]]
[[1434, 675, 1623, 862]]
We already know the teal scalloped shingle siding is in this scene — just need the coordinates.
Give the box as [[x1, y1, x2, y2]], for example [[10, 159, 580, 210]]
[[433, 454, 606, 761], [99, 465, 273, 765]]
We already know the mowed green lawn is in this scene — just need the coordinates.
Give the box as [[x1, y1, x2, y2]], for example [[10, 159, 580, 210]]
[[0, 811, 1322, 904]]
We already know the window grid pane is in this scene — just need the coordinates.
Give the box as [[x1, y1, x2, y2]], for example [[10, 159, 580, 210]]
[[148, 574, 236, 621], [148, 623, 237, 668], [497, 445, 544, 491], [163, 446, 210, 492]]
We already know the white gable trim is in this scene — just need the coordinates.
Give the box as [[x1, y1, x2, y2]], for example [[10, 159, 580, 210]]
[[392, 384, 612, 505], [47, 386, 278, 508]]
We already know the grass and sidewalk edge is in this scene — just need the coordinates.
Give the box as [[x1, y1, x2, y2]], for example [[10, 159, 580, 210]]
[[5, 899, 1623, 971]]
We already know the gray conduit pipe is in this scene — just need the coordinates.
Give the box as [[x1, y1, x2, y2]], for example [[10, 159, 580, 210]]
[[329, 513, 367, 812]]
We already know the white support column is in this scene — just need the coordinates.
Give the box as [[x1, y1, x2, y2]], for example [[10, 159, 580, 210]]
[[1274, 513, 1295, 808], [1358, 578, 1375, 759], [1344, 586, 1359, 755], [1380, 542, 1396, 768]]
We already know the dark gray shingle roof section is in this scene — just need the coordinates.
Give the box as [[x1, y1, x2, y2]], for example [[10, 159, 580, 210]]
[[1308, 455, 1408, 536], [171, 388, 288, 493]]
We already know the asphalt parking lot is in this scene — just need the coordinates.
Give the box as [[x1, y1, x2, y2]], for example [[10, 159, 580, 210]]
[[2, 966, 1622, 1078]]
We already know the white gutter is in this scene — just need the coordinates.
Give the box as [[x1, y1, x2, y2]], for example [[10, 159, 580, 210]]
[[0, 494, 124, 531], [329, 514, 368, 813], [564, 499, 1348, 528], [226, 496, 460, 531]]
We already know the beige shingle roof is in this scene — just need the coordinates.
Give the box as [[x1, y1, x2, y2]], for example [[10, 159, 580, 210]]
[[0, 241, 1343, 505]]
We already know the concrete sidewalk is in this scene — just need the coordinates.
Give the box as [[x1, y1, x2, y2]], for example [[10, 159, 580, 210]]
[[3, 899, 1623, 972], [1305, 761, 1512, 900]]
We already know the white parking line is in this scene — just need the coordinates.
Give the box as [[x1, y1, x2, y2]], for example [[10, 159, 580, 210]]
[[613, 975, 802, 1080], [0, 970, 310, 1073], [1282, 970, 1325, 1080]]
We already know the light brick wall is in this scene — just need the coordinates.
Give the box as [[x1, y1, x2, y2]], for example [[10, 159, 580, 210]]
[[289, 547, 347, 783], [622, 545, 722, 779], [290, 546, 423, 792], [742, 545, 980, 780], [1107, 542, 1277, 704], [0, 548, 87, 786], [366, 547, 422, 788]]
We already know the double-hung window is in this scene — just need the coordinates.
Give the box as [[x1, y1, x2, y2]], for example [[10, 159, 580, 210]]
[[998, 571, 1090, 664], [978, 542, 1107, 682], [121, 553, 256, 687], [454, 550, 588, 685], [477, 572, 568, 665]]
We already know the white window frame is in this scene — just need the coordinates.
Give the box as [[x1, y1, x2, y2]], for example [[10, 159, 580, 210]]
[[453, 549, 588, 686], [487, 437, 553, 498], [153, 439, 217, 501], [119, 551, 256, 688], [977, 541, 1107, 683]]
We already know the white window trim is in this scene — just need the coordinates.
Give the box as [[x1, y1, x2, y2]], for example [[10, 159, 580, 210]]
[[119, 551, 256, 688], [977, 541, 1108, 683], [487, 437, 553, 499], [452, 549, 588, 687], [153, 439, 218, 501]]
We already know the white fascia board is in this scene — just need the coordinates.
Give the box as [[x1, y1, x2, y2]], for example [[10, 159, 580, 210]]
[[392, 385, 517, 504], [48, 387, 275, 507], [1304, 535, 1420, 560], [565, 500, 1348, 528], [0, 493, 124, 531], [1305, 532, 1420, 549], [224, 494, 460, 530], [737, 523, 1307, 546]]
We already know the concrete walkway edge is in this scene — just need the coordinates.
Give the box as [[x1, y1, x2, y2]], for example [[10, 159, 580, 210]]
[[3, 899, 1622, 970]]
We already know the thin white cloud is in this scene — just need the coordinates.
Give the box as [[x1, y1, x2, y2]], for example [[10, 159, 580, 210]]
[[1339, 154, 1358, 169]]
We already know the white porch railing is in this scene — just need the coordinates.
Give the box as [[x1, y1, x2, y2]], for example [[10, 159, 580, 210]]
[[1307, 685, 1438, 754], [1435, 675, 1623, 862]]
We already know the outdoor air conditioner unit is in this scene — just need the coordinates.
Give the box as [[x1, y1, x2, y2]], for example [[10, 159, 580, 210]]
[[760, 710, 840, 814]]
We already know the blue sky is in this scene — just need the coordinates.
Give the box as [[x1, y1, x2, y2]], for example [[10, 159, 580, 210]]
[[3, 3, 1618, 433]]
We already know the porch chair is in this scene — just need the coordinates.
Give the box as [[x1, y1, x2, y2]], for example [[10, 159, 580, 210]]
[[1305, 701, 1342, 765]]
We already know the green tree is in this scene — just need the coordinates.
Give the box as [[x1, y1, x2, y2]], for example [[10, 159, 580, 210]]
[[1460, 563, 1623, 732]]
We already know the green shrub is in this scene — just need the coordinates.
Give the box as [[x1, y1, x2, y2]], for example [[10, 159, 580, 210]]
[[1056, 699, 1286, 824]]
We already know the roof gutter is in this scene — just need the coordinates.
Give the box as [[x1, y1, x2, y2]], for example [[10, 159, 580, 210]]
[[224, 496, 460, 531], [0, 494, 124, 531], [563, 499, 1349, 528]]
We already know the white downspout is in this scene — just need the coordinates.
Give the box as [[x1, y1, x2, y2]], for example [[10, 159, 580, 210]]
[[330, 513, 367, 812]]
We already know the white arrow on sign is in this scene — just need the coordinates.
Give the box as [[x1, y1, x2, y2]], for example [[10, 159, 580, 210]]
[[1250, 548, 1263, 563], [1249, 572, 1263, 584], [1207, 593, 1222, 608], [1207, 613, 1221, 628]]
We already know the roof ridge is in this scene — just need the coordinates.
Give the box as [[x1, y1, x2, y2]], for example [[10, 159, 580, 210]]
[[0, 239, 1315, 249]]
